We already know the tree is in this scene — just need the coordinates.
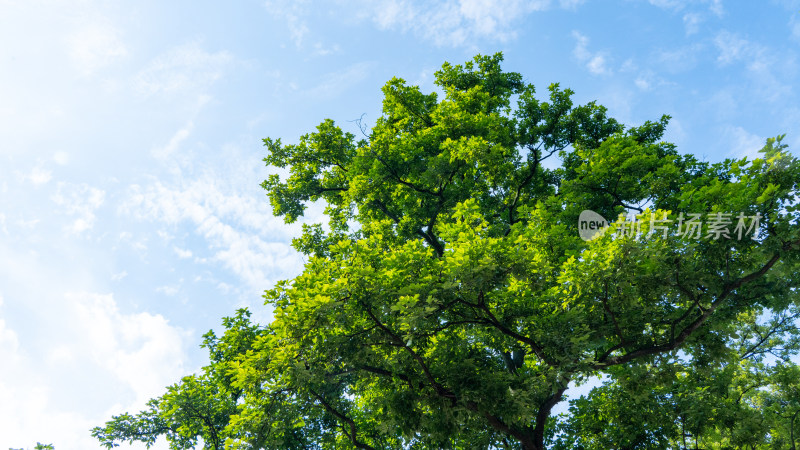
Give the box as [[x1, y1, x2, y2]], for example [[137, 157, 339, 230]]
[[92, 310, 263, 450], [93, 53, 800, 449], [9, 444, 55, 450]]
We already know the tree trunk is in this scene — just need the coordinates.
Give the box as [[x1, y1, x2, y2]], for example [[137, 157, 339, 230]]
[[530, 383, 569, 450]]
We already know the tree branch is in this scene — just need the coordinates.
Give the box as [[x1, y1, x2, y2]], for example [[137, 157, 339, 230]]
[[597, 243, 793, 368]]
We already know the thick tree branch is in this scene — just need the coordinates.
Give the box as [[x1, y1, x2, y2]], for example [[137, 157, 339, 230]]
[[359, 301, 456, 401], [600, 281, 626, 346], [597, 242, 794, 368], [474, 291, 556, 366], [307, 388, 377, 450], [370, 199, 445, 257], [533, 382, 569, 449]]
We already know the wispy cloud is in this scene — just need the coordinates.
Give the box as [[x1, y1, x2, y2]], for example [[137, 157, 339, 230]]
[[559, 0, 586, 9], [713, 30, 793, 102], [624, 58, 676, 91], [655, 44, 702, 74], [722, 125, 764, 159], [714, 30, 750, 65], [646, 0, 684, 9], [791, 14, 800, 42], [53, 151, 69, 166], [67, 292, 189, 405], [174, 246, 193, 259], [0, 290, 189, 448], [152, 121, 194, 160], [0, 318, 19, 357], [708, 0, 723, 17], [683, 12, 702, 35], [111, 270, 128, 281], [572, 30, 611, 75], [123, 176, 306, 295], [176, 0, 580, 54], [51, 182, 105, 234], [305, 61, 374, 99], [25, 165, 52, 186], [367, 0, 557, 47], [312, 42, 341, 56], [66, 20, 128, 76], [134, 42, 233, 96], [264, 0, 310, 47], [634, 77, 651, 91], [156, 284, 180, 296], [646, 0, 723, 16]]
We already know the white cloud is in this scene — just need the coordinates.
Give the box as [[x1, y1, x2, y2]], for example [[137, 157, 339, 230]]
[[51, 182, 105, 233], [372, 0, 416, 29], [656, 44, 701, 74], [790, 12, 800, 42], [66, 292, 189, 408], [631, 69, 670, 92], [367, 0, 554, 47], [620, 58, 637, 73], [0, 291, 187, 449], [586, 55, 610, 75], [682, 12, 702, 35], [123, 176, 306, 294], [52, 151, 69, 165], [14, 217, 39, 231], [67, 20, 128, 76], [174, 246, 193, 259], [312, 42, 341, 56], [0, 2, 132, 161], [111, 270, 128, 281], [634, 77, 650, 90], [723, 125, 764, 159], [559, 0, 585, 9], [156, 285, 180, 296], [264, 0, 310, 47], [27, 165, 52, 186], [646, 0, 723, 15], [572, 30, 611, 75], [0, 318, 19, 357], [714, 30, 750, 65], [289, 23, 309, 47], [647, 0, 684, 9], [46, 344, 74, 365], [305, 62, 374, 99], [153, 121, 193, 160], [134, 42, 233, 96], [708, 0, 723, 17], [713, 30, 793, 102]]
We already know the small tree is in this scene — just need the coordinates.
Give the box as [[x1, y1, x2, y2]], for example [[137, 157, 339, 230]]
[[9, 443, 54, 450]]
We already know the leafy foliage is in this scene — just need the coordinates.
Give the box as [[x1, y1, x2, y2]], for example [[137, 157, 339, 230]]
[[94, 54, 800, 449], [8, 444, 54, 450]]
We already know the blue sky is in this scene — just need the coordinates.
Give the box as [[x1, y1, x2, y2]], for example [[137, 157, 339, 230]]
[[1, 0, 798, 448]]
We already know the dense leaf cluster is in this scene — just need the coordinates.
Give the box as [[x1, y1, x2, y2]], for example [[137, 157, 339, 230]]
[[93, 54, 800, 450]]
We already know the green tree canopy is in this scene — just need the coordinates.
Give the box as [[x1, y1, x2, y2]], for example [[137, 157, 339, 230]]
[[93, 53, 800, 450]]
